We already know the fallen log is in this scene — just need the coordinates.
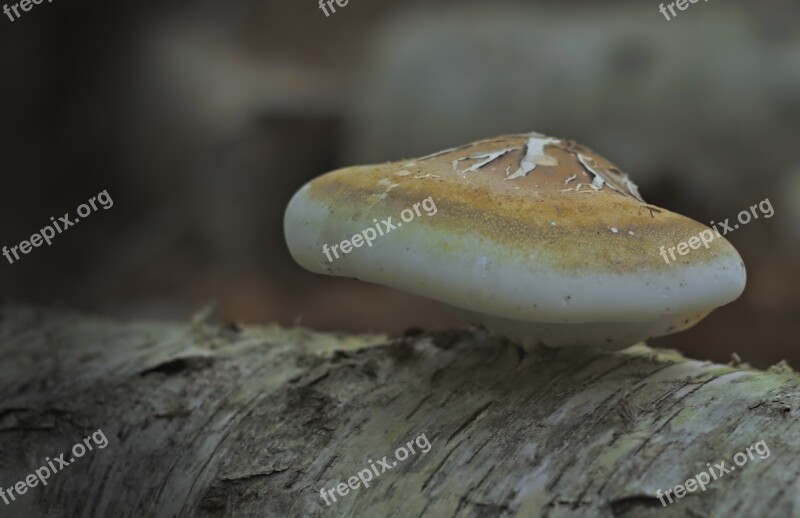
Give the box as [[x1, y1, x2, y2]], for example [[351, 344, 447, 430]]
[[0, 305, 797, 517]]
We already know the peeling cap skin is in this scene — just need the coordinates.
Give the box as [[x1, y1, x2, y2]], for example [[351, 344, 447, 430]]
[[284, 132, 746, 349]]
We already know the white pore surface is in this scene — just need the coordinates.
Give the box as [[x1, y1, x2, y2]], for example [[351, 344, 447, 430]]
[[449, 307, 709, 349]]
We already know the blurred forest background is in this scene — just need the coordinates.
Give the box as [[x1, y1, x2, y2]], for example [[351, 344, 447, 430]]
[[0, 0, 798, 368]]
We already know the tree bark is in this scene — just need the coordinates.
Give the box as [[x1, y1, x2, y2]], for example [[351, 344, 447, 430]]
[[0, 305, 797, 517]]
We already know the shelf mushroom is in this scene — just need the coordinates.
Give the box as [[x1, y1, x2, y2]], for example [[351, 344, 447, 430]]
[[284, 132, 746, 349]]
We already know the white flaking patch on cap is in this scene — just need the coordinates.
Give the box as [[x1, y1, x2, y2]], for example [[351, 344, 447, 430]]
[[506, 134, 561, 180], [623, 176, 643, 201], [578, 153, 622, 197], [453, 147, 520, 176], [416, 135, 512, 162], [577, 153, 644, 201], [590, 172, 605, 190]]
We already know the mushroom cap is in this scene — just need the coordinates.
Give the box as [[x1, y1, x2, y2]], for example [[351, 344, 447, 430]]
[[284, 132, 746, 348]]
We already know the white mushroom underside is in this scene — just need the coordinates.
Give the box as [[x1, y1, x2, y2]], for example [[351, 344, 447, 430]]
[[448, 307, 709, 349]]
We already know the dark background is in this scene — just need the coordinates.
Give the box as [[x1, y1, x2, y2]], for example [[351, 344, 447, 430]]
[[1, 0, 798, 368]]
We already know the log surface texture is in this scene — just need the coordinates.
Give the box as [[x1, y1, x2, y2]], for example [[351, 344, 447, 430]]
[[0, 306, 798, 517]]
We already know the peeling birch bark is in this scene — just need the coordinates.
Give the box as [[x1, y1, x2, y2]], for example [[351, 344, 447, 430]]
[[0, 306, 798, 517]]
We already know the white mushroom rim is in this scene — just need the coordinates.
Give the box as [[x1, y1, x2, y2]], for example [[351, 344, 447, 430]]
[[321, 197, 438, 263]]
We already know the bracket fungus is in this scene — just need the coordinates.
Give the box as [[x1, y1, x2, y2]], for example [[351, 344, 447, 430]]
[[284, 132, 746, 349]]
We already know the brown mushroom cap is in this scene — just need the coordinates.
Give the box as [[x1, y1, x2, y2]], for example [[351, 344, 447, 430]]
[[284, 132, 746, 348]]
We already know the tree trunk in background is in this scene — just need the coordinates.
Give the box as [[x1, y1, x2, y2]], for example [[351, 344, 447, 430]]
[[0, 305, 797, 517]]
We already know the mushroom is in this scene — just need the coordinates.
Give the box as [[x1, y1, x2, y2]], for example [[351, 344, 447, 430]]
[[284, 132, 746, 349]]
